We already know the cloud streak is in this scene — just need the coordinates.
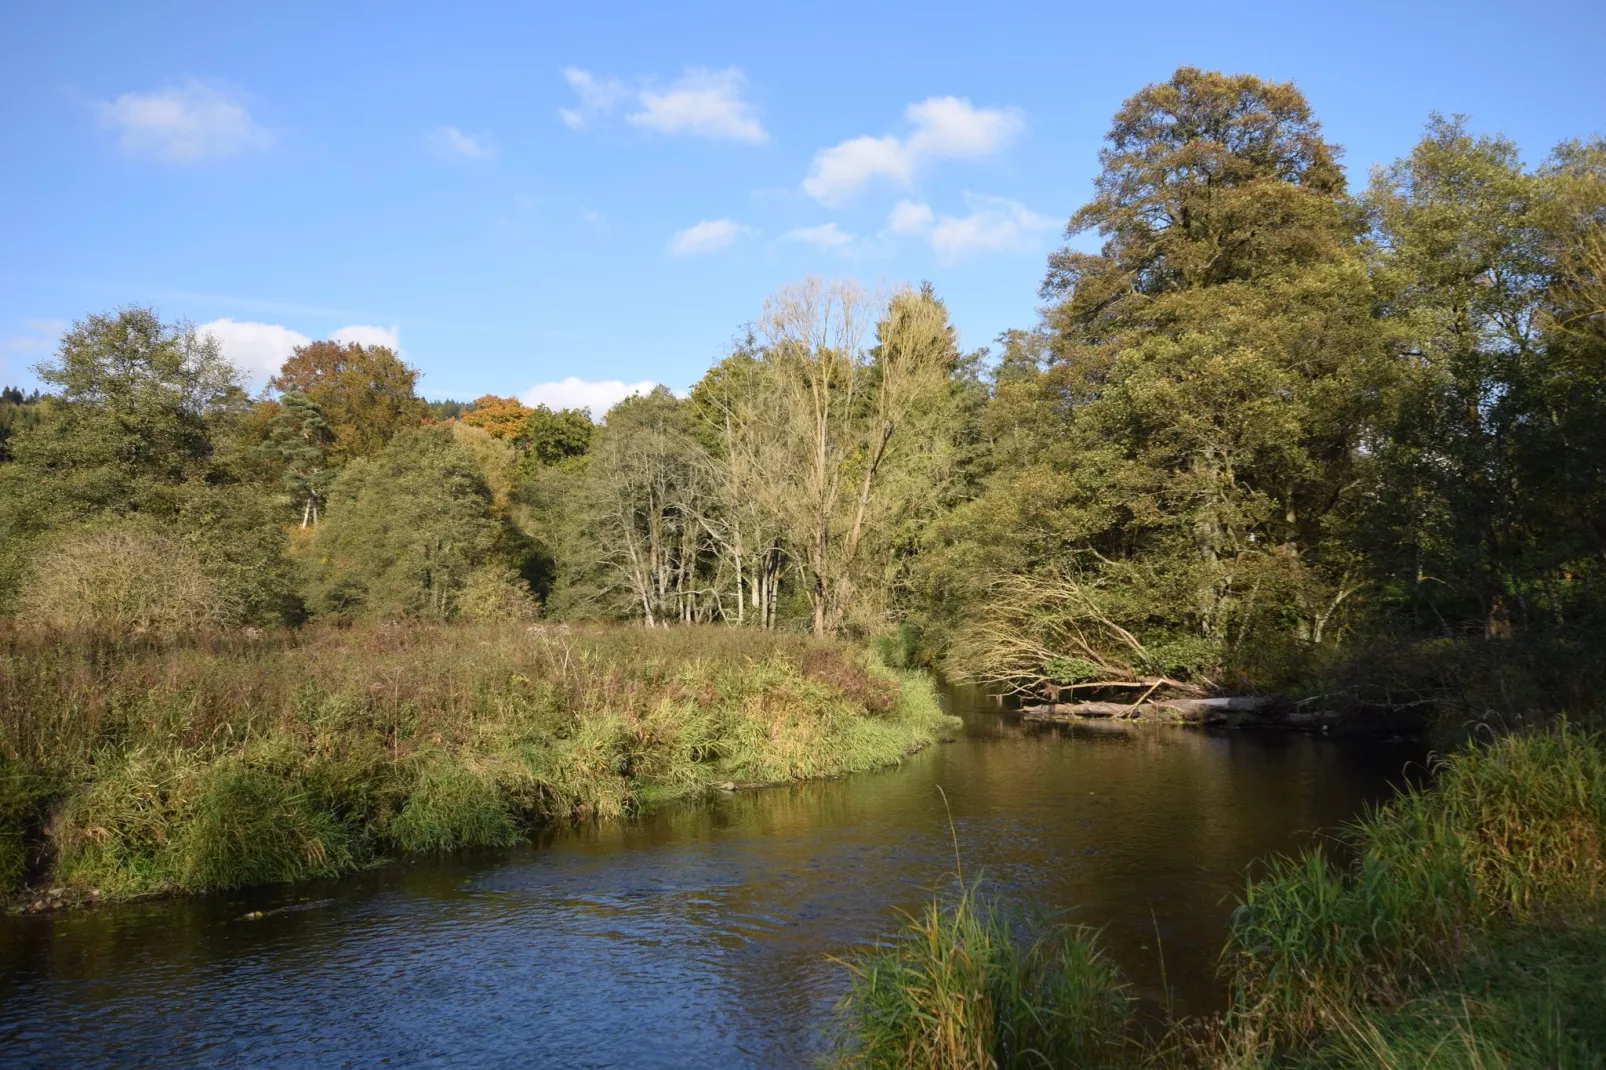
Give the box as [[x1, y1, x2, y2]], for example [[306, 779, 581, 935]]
[[803, 97, 1023, 205], [429, 125, 497, 160], [97, 79, 272, 162], [669, 218, 751, 257], [561, 66, 766, 142]]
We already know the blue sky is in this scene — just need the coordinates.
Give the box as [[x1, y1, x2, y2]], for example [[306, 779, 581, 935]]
[[2, 1, 1603, 410]]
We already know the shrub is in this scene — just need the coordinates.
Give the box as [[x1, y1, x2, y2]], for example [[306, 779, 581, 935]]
[[19, 525, 239, 634]]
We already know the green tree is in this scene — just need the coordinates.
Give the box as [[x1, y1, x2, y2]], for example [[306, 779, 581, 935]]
[[306, 425, 525, 621], [262, 391, 334, 527], [947, 68, 1384, 691], [0, 308, 301, 624]]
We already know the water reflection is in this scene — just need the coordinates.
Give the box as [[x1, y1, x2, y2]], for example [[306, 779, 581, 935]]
[[0, 695, 1422, 1068]]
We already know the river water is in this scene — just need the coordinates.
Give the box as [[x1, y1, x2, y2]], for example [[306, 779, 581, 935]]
[[0, 692, 1423, 1068]]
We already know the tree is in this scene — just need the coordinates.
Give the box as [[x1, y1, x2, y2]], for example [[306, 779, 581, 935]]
[[949, 68, 1383, 692], [519, 405, 596, 469], [262, 392, 334, 527], [461, 394, 532, 441], [571, 388, 713, 626], [732, 279, 965, 638], [0, 308, 302, 624], [306, 426, 529, 621], [269, 341, 426, 463]]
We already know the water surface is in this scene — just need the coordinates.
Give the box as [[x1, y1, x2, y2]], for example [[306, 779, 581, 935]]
[[0, 693, 1422, 1067]]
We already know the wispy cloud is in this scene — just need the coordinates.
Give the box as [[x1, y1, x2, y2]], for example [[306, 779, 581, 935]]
[[803, 97, 1023, 205], [891, 194, 1054, 263], [669, 218, 751, 257], [885, 199, 936, 234], [562, 66, 765, 143], [559, 67, 630, 129], [520, 376, 658, 418], [782, 222, 856, 252], [428, 125, 497, 160], [629, 68, 766, 143], [97, 78, 273, 162]]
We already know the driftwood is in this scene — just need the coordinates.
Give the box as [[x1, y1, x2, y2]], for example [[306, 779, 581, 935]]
[[1020, 695, 1289, 726]]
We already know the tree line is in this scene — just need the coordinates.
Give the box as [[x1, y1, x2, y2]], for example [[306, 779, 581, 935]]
[[2, 66, 1602, 710]]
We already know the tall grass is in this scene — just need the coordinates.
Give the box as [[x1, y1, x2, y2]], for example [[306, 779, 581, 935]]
[[0, 622, 953, 900], [830, 879, 1133, 1069], [1223, 722, 1606, 1059]]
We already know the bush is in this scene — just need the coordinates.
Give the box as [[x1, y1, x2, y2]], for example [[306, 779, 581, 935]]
[[19, 525, 239, 635]]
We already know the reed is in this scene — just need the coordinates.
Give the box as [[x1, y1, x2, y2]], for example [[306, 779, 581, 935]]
[[830, 878, 1133, 1070], [0, 622, 953, 900], [1222, 722, 1606, 1059]]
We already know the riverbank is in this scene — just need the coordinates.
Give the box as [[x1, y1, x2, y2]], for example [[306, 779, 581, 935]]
[[0, 623, 954, 909], [832, 721, 1606, 1067]]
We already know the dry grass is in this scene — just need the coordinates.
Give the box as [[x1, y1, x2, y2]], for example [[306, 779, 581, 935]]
[[0, 622, 951, 900]]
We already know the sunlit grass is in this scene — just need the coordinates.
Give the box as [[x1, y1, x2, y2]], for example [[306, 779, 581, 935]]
[[0, 622, 954, 899]]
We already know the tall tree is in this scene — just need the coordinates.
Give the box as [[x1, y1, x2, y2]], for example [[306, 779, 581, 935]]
[[262, 391, 334, 527], [950, 68, 1383, 691], [269, 341, 426, 463]]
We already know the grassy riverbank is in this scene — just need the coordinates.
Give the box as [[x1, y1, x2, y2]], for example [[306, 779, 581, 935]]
[[831, 723, 1606, 1068], [0, 623, 952, 906]]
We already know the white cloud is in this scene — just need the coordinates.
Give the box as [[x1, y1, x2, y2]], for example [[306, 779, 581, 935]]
[[330, 324, 401, 350], [629, 67, 766, 143], [905, 96, 1023, 159], [669, 218, 750, 257], [886, 199, 935, 234], [802, 136, 913, 206], [198, 319, 310, 385], [559, 67, 630, 129], [802, 96, 1023, 205], [927, 195, 1055, 263], [429, 125, 497, 160], [97, 78, 272, 162], [520, 377, 658, 417], [783, 222, 856, 251], [199, 320, 403, 386]]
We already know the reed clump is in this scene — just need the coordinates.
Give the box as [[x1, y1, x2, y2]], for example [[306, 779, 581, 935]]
[[0, 622, 952, 901], [1222, 722, 1606, 1062], [831, 879, 1133, 1070]]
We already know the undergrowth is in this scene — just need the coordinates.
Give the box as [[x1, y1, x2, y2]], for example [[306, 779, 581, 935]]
[[0, 622, 953, 901]]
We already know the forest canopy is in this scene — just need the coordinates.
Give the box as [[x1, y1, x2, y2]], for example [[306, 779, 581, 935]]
[[3, 66, 1603, 717]]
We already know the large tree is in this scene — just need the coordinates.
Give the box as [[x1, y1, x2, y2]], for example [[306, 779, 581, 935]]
[[948, 68, 1385, 691], [269, 341, 426, 463]]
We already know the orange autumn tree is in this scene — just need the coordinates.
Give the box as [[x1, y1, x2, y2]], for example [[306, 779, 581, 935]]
[[461, 394, 533, 441]]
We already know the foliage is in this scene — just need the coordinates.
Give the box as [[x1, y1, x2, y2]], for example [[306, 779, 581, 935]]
[[17, 522, 239, 634], [0, 308, 299, 625], [306, 426, 527, 621], [460, 393, 532, 441], [269, 339, 426, 463]]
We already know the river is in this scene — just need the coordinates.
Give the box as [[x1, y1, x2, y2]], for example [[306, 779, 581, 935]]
[[0, 690, 1423, 1067]]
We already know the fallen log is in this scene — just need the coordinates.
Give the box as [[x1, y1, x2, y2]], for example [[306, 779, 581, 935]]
[[1021, 694, 1284, 725]]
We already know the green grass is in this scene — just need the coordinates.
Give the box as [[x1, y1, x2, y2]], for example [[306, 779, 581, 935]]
[[0, 622, 955, 901], [831, 724, 1606, 1069], [830, 878, 1133, 1070], [1220, 722, 1606, 1064]]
